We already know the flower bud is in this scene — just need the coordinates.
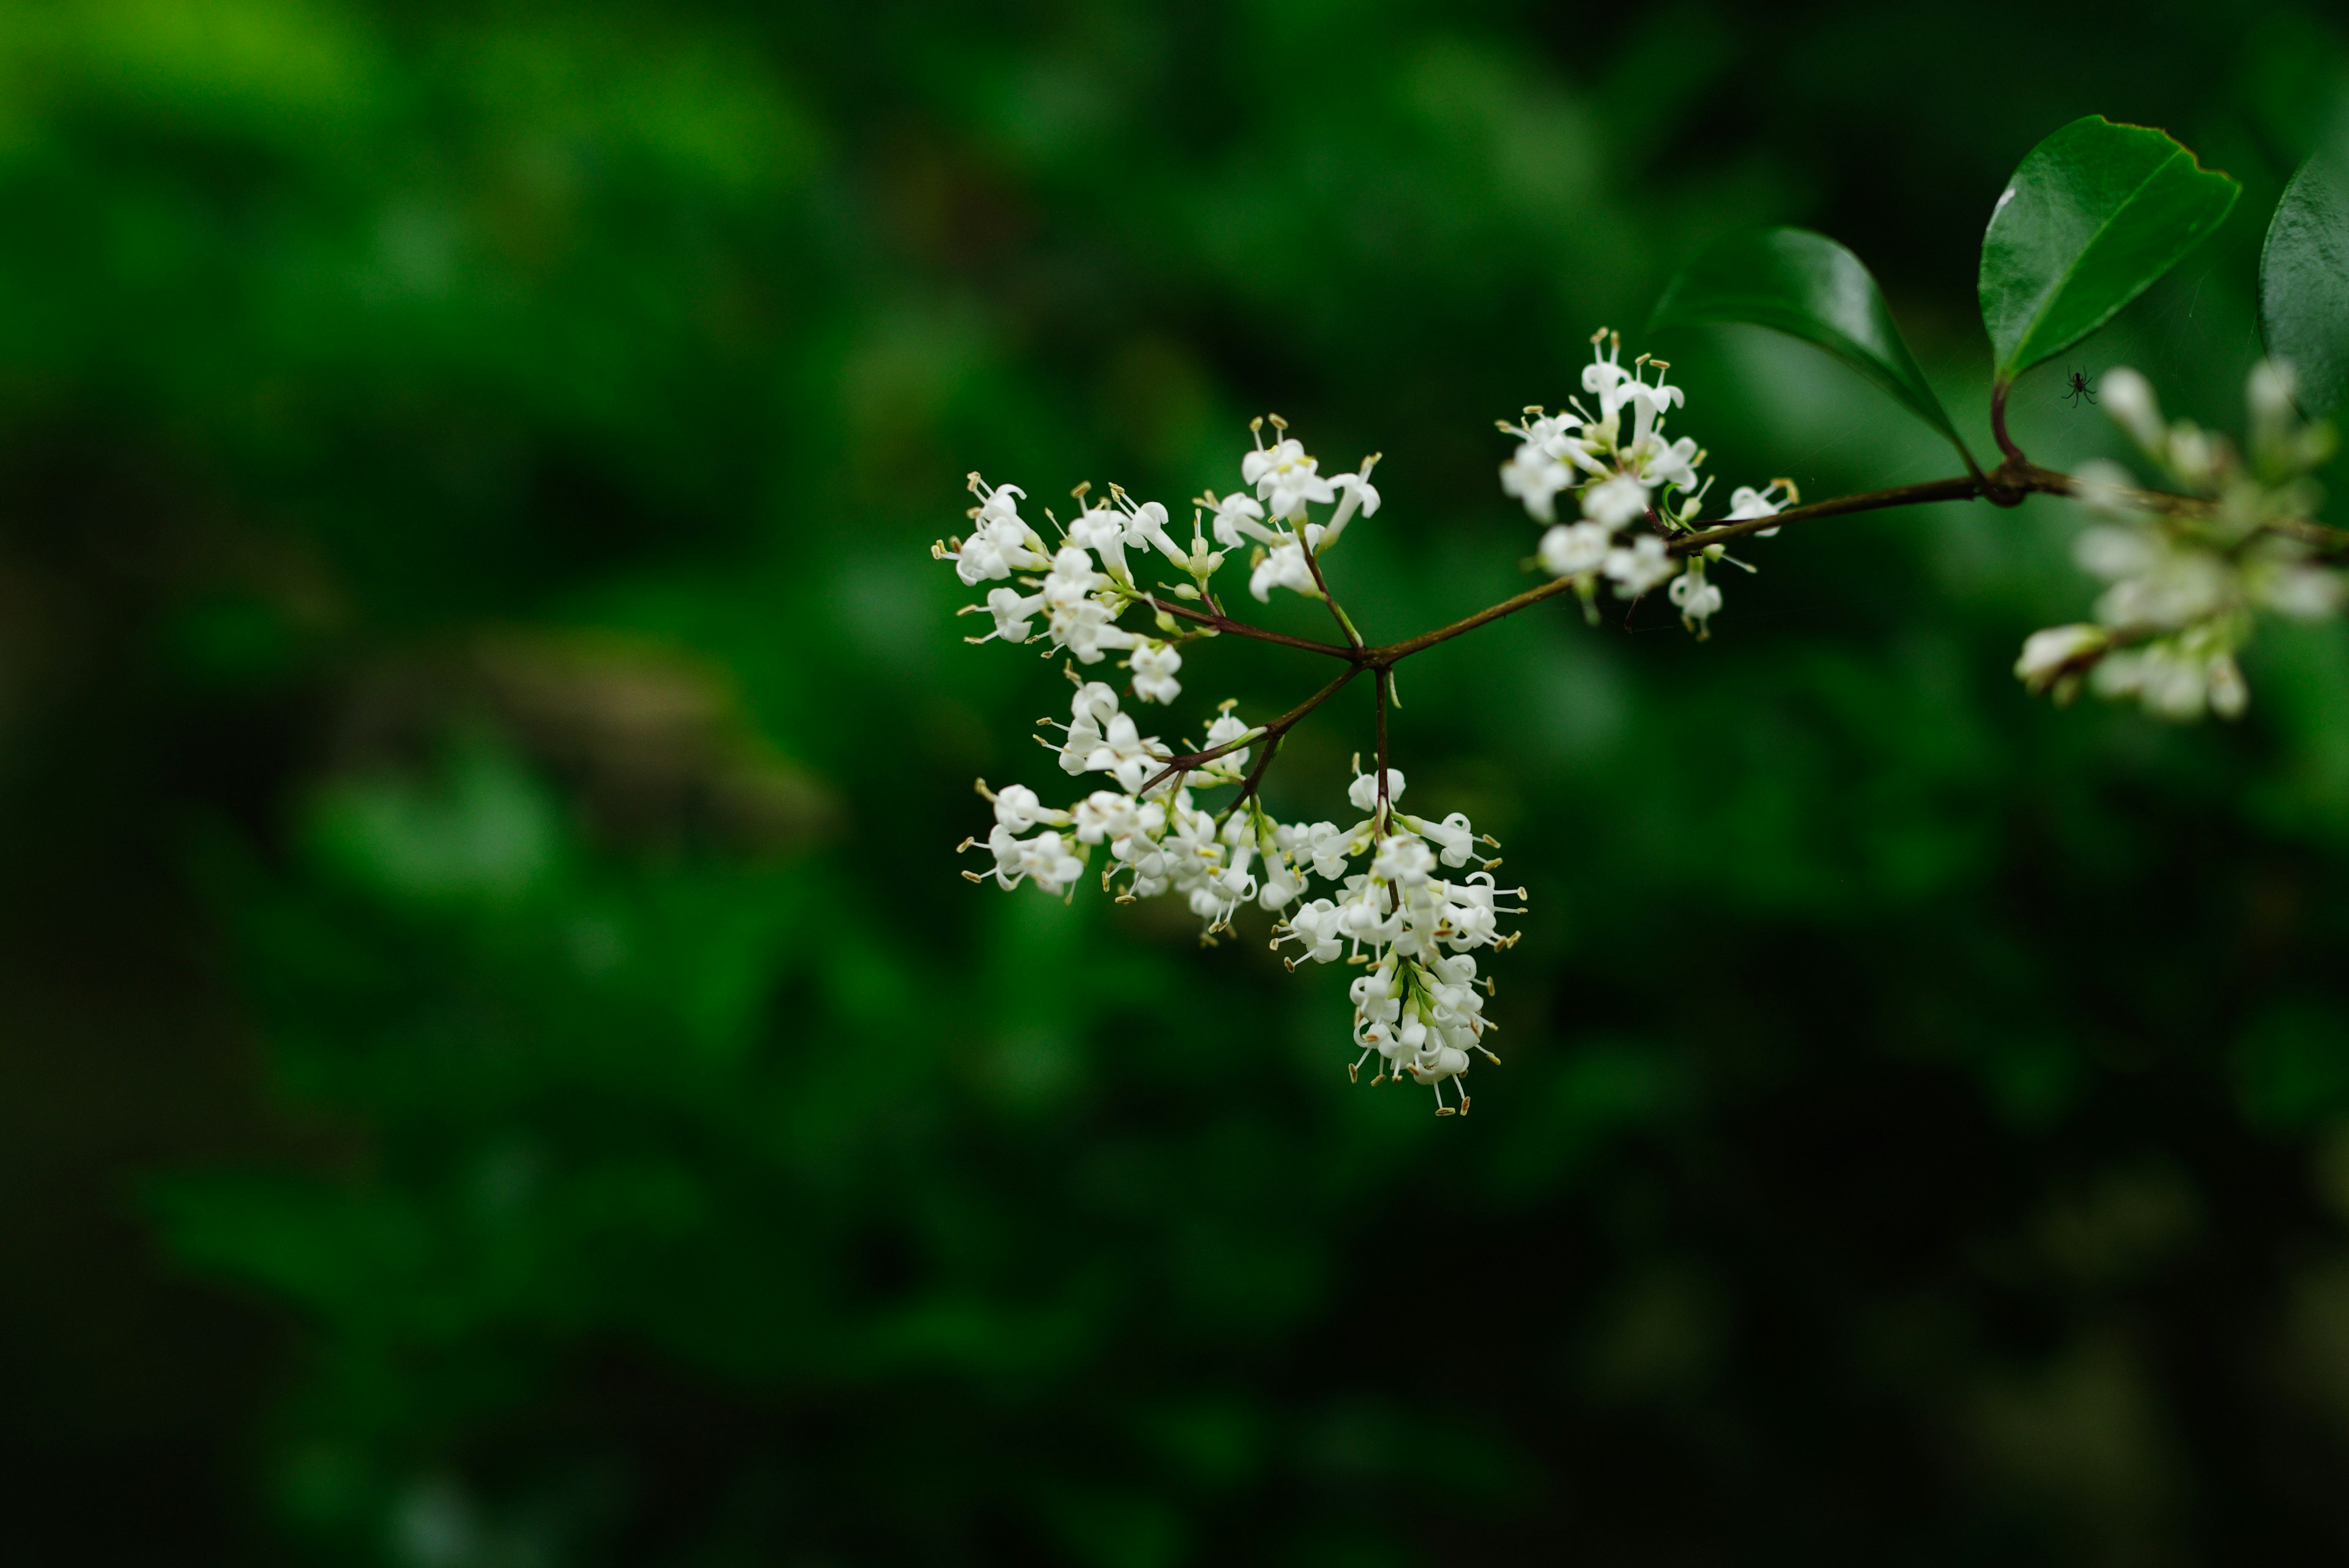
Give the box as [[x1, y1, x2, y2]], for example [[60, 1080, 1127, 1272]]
[[2098, 366, 2164, 450], [2014, 624, 2109, 693]]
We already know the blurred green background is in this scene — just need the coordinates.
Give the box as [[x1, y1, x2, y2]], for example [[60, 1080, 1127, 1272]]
[[9, 2, 2349, 1563]]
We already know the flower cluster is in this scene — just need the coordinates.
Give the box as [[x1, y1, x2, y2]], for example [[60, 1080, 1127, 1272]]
[[936, 416, 1381, 659], [1499, 328, 1792, 637], [2016, 361, 2342, 719], [1271, 767, 1520, 1115], [941, 421, 1516, 1115]]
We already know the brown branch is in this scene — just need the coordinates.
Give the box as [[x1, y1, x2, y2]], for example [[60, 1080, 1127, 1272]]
[[1138, 592, 1356, 660], [1105, 444, 2340, 820], [1134, 666, 1360, 798], [1360, 459, 2250, 666], [1233, 728, 1284, 808], [1991, 381, 2025, 468], [1668, 475, 1986, 554]]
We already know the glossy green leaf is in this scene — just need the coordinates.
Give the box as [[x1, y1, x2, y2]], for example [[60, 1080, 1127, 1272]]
[[1979, 115, 2239, 385], [1649, 226, 1972, 466], [2260, 136, 2349, 417]]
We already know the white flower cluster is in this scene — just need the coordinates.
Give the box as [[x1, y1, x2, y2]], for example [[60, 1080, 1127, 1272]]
[[957, 683, 1518, 1115], [941, 421, 1520, 1115], [934, 475, 1195, 691], [1499, 328, 1791, 637], [1271, 767, 1520, 1116], [1204, 416, 1382, 605], [934, 415, 1382, 701], [2016, 362, 2342, 719]]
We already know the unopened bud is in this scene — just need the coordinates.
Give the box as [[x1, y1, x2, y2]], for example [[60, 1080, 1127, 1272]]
[[2098, 366, 2164, 450]]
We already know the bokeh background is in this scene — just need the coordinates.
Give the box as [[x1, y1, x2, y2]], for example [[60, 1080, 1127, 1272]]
[[9, 2, 2349, 1563]]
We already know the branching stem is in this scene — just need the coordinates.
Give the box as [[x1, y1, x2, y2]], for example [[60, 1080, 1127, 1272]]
[[1124, 447, 2348, 812], [1135, 666, 1360, 798]]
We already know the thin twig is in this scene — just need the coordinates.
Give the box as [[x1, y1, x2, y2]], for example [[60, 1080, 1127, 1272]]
[[1134, 666, 1360, 798], [1107, 445, 2343, 819], [1302, 546, 1364, 649], [1138, 592, 1356, 659], [1364, 460, 2245, 664]]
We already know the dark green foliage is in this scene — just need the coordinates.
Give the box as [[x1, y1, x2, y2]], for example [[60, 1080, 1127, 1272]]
[[2263, 126, 2349, 415], [1980, 115, 2241, 387], [4, 4, 2349, 1567], [1650, 228, 1972, 466]]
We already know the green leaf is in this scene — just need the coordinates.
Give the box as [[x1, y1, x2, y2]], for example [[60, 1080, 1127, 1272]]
[[1649, 226, 1973, 467], [2261, 135, 2349, 417], [1979, 115, 2240, 385]]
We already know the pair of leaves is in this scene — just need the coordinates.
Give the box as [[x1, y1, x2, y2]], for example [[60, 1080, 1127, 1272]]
[[1651, 117, 2240, 464]]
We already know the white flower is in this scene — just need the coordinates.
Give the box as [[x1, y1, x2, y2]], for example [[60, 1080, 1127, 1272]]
[[1371, 833, 1436, 889], [1315, 458, 1382, 549], [1048, 595, 1137, 663], [2208, 652, 2249, 717], [1250, 540, 1317, 602], [2073, 526, 2158, 582], [1581, 333, 1633, 409], [1041, 545, 1104, 604], [1256, 856, 1302, 911], [2013, 624, 2107, 693], [1083, 710, 1165, 792], [1538, 520, 1611, 577], [1726, 480, 1792, 537], [1604, 533, 1676, 597], [1121, 497, 1181, 562], [1284, 819, 1359, 882], [1347, 767, 1403, 812], [1278, 898, 1345, 964], [1066, 504, 1132, 580], [1583, 472, 1652, 529], [937, 477, 1050, 585], [1015, 830, 1086, 895], [1058, 683, 1121, 774], [1186, 712, 1255, 786], [2092, 645, 2211, 719], [1244, 434, 1335, 521], [1400, 810, 1478, 867], [1667, 559, 1723, 634], [979, 586, 1041, 644], [1405, 1044, 1472, 1093], [2091, 543, 2230, 630], [1643, 437, 1702, 494], [992, 782, 1064, 833], [1502, 440, 1577, 524], [2249, 555, 2342, 619], [1205, 489, 1271, 549], [1129, 639, 1182, 704], [2099, 367, 2164, 450], [1073, 789, 1160, 847], [1616, 375, 1687, 453]]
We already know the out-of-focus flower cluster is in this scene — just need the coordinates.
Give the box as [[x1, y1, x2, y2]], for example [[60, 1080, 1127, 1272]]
[[1499, 328, 1792, 637], [938, 423, 1518, 1115], [2017, 361, 2342, 719]]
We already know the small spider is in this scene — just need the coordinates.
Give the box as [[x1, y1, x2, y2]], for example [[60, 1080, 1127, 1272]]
[[2063, 366, 2097, 407]]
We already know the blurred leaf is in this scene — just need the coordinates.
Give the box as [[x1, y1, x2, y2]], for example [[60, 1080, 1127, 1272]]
[[302, 746, 563, 908], [2236, 1000, 2349, 1131], [1978, 114, 2239, 385], [2262, 135, 2349, 417], [1649, 226, 1973, 467]]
